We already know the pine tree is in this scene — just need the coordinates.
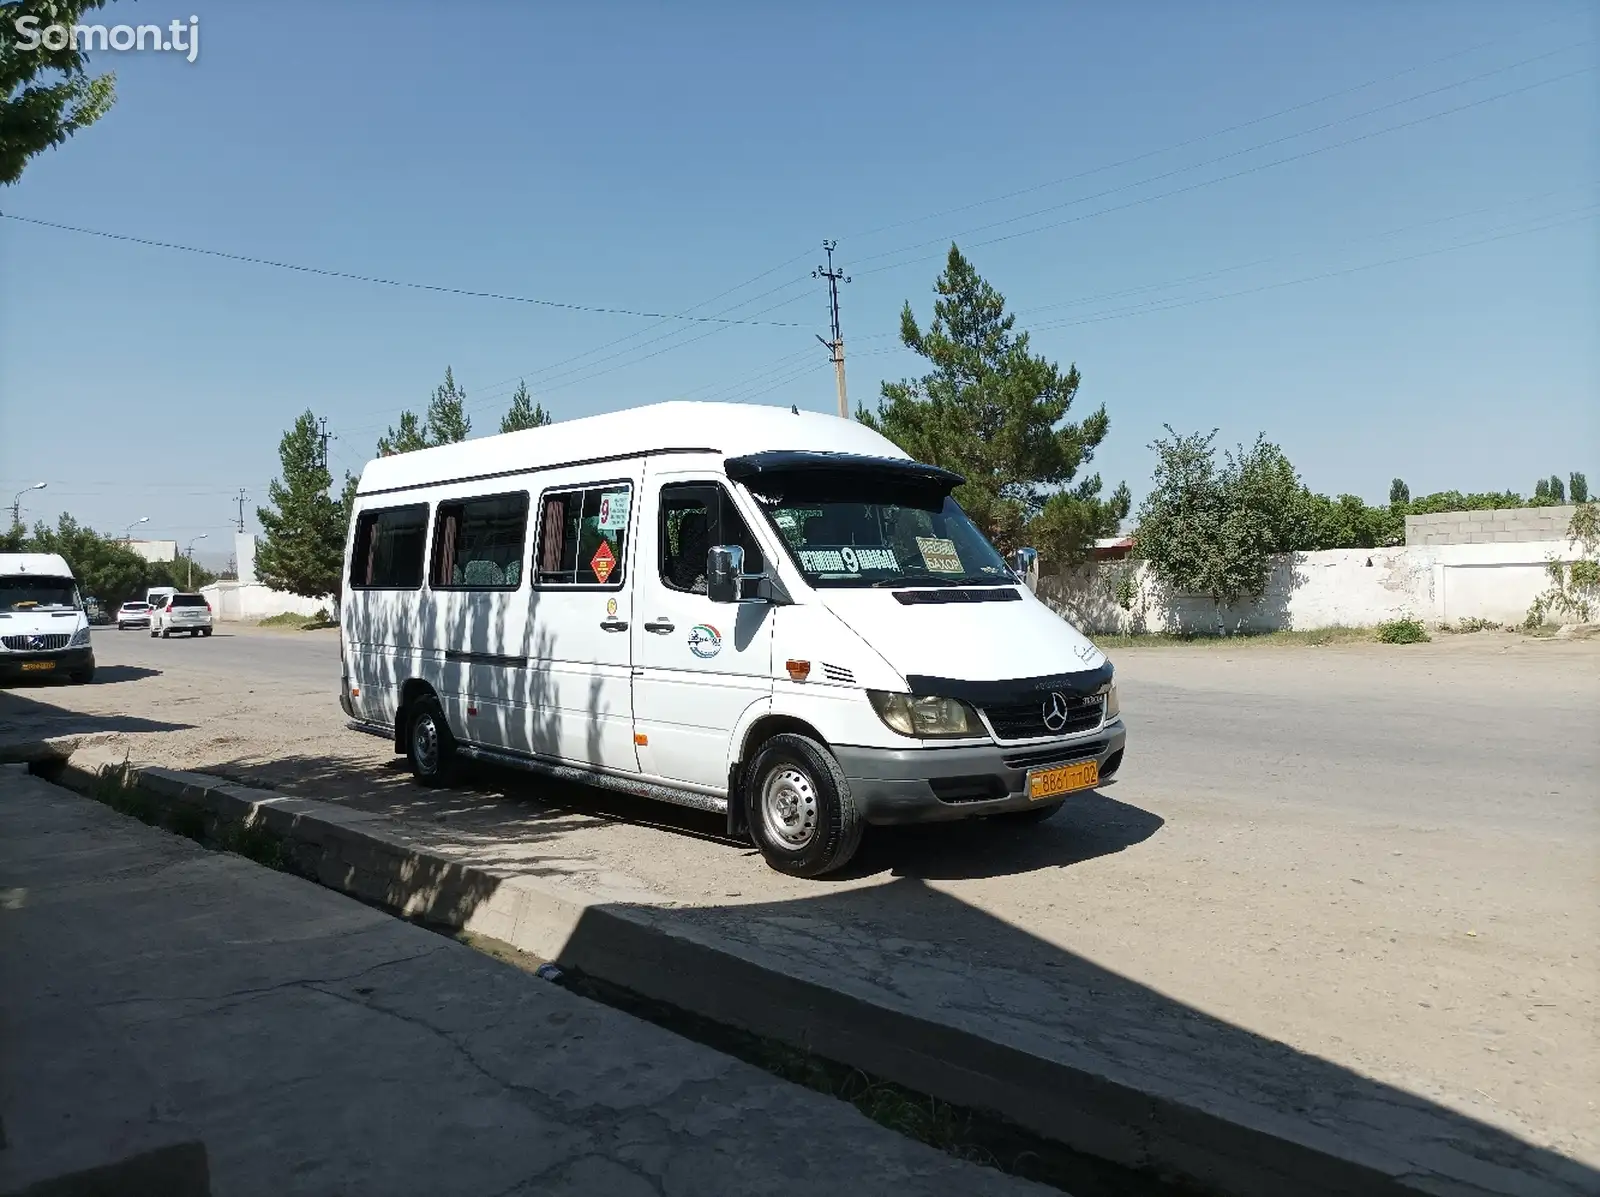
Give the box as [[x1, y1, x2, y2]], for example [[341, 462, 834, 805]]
[[858, 245, 1128, 562], [500, 379, 552, 433], [377, 410, 426, 456], [256, 411, 346, 601], [426, 365, 471, 444], [1389, 478, 1410, 506]]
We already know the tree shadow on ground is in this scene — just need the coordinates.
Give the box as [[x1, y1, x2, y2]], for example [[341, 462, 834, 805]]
[[555, 877, 1598, 1197], [0, 687, 190, 749]]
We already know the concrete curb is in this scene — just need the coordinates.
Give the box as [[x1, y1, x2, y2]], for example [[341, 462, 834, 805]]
[[34, 752, 1586, 1197]]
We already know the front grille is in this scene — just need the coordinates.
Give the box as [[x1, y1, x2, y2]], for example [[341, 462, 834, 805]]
[[982, 693, 1104, 741], [2, 633, 70, 651]]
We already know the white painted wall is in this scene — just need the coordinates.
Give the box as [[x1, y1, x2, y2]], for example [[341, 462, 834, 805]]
[[1038, 541, 1576, 634], [200, 581, 329, 622]]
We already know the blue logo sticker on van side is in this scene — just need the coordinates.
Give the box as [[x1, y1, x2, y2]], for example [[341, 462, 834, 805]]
[[687, 623, 722, 659]]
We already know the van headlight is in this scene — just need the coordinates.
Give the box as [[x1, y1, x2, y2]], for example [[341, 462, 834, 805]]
[[867, 691, 983, 738], [68, 626, 92, 647], [1099, 682, 1119, 719]]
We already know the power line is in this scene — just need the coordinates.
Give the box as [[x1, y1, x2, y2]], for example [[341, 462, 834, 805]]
[[1022, 206, 1598, 333], [854, 63, 1595, 280], [841, 16, 1579, 242], [0, 212, 804, 328]]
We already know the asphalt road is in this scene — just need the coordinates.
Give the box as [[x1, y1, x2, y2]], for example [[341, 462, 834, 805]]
[[78, 621, 1599, 839]]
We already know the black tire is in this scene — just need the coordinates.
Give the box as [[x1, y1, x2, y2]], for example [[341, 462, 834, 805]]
[[404, 694, 457, 787], [201, 628, 212, 637], [160, 628, 171, 639], [744, 733, 863, 877], [150, 627, 159, 638], [190, 629, 199, 637], [999, 800, 1065, 825]]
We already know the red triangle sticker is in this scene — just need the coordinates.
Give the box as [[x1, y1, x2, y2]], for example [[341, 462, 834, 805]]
[[590, 540, 616, 583]]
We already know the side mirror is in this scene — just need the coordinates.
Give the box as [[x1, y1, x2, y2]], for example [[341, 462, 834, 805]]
[[707, 545, 744, 604], [1010, 547, 1040, 592]]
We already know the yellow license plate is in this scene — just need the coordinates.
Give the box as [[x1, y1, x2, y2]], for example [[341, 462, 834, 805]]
[[1027, 759, 1098, 800], [20, 660, 55, 672]]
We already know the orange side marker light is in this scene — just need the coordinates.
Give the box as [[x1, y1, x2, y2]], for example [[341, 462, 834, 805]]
[[786, 659, 810, 681]]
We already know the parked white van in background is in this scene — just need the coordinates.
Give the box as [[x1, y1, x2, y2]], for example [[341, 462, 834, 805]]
[[0, 553, 95, 684], [340, 402, 1125, 876]]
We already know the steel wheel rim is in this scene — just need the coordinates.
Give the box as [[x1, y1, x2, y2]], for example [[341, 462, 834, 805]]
[[761, 765, 819, 850], [412, 713, 439, 774]]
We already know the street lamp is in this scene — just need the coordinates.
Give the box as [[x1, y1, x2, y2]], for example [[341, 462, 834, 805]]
[[123, 516, 149, 542], [184, 534, 208, 589], [10, 481, 45, 528]]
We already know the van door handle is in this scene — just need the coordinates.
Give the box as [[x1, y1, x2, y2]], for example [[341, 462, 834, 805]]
[[643, 618, 675, 634], [599, 618, 629, 632]]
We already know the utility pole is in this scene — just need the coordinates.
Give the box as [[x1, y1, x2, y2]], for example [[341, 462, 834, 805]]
[[315, 416, 335, 471], [234, 488, 250, 534], [814, 240, 851, 418]]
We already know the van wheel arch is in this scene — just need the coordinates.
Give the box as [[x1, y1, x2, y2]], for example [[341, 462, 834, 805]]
[[728, 715, 830, 840], [394, 678, 438, 754]]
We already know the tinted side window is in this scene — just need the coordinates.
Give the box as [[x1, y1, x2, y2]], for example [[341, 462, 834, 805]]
[[430, 492, 529, 589], [536, 483, 631, 587], [659, 484, 763, 594], [350, 504, 429, 589], [172, 594, 207, 607]]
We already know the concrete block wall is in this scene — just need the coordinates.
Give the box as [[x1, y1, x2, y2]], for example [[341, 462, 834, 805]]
[[1405, 505, 1575, 546]]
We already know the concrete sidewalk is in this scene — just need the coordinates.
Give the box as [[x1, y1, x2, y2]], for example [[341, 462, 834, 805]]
[[0, 767, 1048, 1197]]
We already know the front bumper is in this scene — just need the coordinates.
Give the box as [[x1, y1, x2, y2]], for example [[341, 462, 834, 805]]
[[0, 646, 94, 681], [834, 721, 1127, 825]]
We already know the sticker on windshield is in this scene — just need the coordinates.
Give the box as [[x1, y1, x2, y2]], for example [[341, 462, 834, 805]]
[[798, 549, 846, 572], [855, 548, 897, 570], [597, 489, 631, 532], [915, 537, 963, 574]]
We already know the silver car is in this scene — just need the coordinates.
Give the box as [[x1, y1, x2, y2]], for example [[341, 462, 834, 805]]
[[151, 593, 214, 638], [117, 601, 153, 630]]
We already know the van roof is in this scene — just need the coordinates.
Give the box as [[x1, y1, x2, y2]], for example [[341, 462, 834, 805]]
[[0, 553, 74, 578], [355, 401, 907, 497]]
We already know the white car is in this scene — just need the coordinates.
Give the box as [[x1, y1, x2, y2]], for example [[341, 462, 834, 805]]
[[151, 593, 214, 638], [117, 601, 153, 629]]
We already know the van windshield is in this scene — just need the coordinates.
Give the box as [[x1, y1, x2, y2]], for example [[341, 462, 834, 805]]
[[751, 493, 1013, 588], [0, 575, 81, 611]]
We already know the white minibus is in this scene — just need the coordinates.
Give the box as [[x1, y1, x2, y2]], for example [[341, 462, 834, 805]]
[[0, 552, 96, 684], [340, 402, 1125, 876]]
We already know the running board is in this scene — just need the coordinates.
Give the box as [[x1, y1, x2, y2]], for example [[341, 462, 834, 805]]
[[346, 719, 393, 740], [455, 742, 729, 816]]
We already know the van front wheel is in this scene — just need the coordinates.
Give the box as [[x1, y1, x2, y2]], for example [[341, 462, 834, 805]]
[[744, 734, 863, 877], [405, 695, 457, 787]]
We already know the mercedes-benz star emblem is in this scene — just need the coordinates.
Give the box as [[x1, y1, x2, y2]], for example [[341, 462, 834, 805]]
[[28, 636, 44, 650], [1041, 691, 1071, 732]]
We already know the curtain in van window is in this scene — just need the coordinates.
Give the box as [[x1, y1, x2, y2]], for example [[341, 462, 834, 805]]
[[433, 511, 460, 586]]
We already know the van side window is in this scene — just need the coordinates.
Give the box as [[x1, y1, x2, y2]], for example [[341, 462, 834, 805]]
[[659, 484, 763, 594], [535, 483, 631, 587], [350, 504, 429, 589], [430, 492, 529, 590]]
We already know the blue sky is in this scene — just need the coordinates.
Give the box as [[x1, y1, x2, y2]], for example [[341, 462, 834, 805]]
[[2, 1, 1595, 560]]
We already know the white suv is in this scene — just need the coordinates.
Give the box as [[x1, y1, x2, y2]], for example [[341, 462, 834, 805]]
[[151, 593, 214, 638]]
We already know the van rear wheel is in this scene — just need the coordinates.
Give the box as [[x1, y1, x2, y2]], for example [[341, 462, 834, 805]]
[[405, 695, 457, 787], [744, 734, 863, 877]]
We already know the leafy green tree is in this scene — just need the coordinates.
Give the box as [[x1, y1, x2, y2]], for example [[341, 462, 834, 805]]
[[1533, 478, 1552, 504], [255, 411, 345, 602], [1389, 478, 1409, 506], [0, 0, 119, 185], [425, 365, 471, 444], [145, 556, 217, 592], [377, 410, 426, 456], [1135, 428, 1310, 616], [858, 245, 1128, 562], [1549, 474, 1566, 503], [500, 379, 551, 433], [1571, 472, 1590, 504], [24, 513, 148, 604]]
